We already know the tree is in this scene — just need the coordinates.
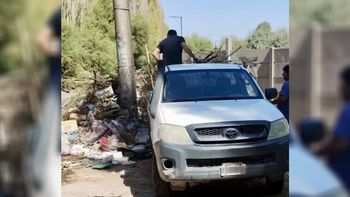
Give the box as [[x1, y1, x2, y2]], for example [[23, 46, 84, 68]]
[[247, 22, 288, 49], [231, 36, 247, 49], [62, 0, 116, 82], [185, 34, 213, 53], [247, 22, 273, 49], [271, 29, 288, 48]]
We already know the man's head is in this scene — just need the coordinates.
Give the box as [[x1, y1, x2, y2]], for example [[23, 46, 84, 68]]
[[282, 64, 289, 81], [167, 29, 177, 37], [340, 66, 350, 101]]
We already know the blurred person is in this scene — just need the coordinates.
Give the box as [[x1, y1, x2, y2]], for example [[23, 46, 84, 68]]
[[272, 65, 289, 121], [152, 29, 200, 74], [25, 3, 61, 197], [36, 7, 61, 90], [318, 66, 350, 191]]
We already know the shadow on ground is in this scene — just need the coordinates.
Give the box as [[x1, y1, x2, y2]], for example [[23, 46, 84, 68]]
[[121, 158, 288, 197]]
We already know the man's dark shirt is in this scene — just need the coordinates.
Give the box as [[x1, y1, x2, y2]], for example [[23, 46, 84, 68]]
[[47, 8, 61, 88], [157, 36, 185, 68]]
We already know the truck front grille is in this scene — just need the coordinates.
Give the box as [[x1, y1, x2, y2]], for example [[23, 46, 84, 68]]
[[195, 125, 265, 136], [192, 125, 267, 143]]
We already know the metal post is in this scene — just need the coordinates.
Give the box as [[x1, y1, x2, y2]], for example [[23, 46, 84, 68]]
[[170, 16, 183, 36], [270, 47, 275, 87], [225, 38, 231, 62], [180, 16, 183, 36], [112, 0, 137, 114], [310, 24, 322, 118]]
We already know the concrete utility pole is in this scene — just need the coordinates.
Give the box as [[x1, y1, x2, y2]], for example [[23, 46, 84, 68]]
[[112, 0, 137, 114]]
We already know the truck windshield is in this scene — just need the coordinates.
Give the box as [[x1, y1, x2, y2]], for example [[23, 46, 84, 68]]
[[164, 69, 263, 102]]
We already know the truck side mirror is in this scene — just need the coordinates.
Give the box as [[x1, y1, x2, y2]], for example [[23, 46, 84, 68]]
[[298, 118, 325, 146], [265, 88, 278, 100]]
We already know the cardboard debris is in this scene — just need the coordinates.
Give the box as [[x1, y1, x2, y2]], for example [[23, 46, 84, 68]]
[[69, 113, 87, 121], [61, 120, 78, 134]]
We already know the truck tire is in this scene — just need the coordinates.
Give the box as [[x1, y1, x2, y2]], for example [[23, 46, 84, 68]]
[[265, 175, 285, 194], [152, 155, 172, 197]]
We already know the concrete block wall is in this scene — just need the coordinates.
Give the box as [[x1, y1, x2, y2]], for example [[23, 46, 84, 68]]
[[290, 26, 350, 126]]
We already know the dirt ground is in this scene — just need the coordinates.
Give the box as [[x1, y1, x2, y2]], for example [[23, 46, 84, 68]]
[[62, 157, 288, 197]]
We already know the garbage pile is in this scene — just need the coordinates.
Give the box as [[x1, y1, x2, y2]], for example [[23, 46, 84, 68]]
[[61, 72, 153, 167]]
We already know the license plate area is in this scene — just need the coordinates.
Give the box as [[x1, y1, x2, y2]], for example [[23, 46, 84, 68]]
[[220, 163, 246, 176]]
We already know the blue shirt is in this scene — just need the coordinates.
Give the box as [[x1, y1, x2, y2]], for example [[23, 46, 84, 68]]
[[329, 102, 350, 190], [277, 81, 289, 120]]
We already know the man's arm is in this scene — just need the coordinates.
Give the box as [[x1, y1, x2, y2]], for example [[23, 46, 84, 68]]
[[317, 137, 348, 155], [317, 105, 350, 155], [272, 81, 288, 104], [152, 48, 161, 61], [36, 26, 55, 55], [181, 42, 197, 60], [271, 95, 288, 104]]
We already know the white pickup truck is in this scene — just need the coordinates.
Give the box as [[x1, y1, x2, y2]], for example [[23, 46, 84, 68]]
[[148, 63, 289, 196]]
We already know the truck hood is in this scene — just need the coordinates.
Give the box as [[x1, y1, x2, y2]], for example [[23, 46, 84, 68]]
[[160, 99, 284, 126]]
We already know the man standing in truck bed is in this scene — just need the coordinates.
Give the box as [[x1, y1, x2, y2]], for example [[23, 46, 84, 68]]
[[152, 29, 200, 73]]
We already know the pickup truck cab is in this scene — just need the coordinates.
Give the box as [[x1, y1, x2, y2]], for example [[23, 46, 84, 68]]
[[148, 63, 289, 196]]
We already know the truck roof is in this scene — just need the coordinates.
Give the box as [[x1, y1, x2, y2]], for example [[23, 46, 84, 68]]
[[165, 63, 243, 72]]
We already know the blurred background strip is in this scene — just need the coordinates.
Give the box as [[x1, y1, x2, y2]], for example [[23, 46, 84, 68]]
[[290, 0, 350, 196], [0, 0, 58, 196]]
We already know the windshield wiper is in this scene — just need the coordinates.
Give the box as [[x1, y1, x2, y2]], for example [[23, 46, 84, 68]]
[[167, 96, 241, 102], [167, 98, 196, 102], [205, 96, 239, 100]]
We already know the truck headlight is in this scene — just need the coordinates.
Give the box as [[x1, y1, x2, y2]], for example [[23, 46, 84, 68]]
[[158, 124, 193, 145], [268, 118, 289, 140]]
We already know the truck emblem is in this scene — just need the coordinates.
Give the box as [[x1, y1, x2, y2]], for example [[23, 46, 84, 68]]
[[223, 128, 239, 139]]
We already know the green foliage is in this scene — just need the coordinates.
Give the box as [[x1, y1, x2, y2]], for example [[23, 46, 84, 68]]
[[0, 0, 25, 73], [0, 43, 22, 73], [185, 34, 213, 53], [0, 0, 55, 74], [239, 56, 258, 69], [231, 36, 247, 50], [131, 14, 150, 69], [62, 0, 117, 85], [247, 22, 288, 49], [290, 0, 350, 27], [271, 29, 288, 48], [62, 0, 167, 87], [247, 22, 272, 49]]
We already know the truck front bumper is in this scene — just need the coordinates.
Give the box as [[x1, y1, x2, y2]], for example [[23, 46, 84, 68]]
[[153, 135, 288, 182]]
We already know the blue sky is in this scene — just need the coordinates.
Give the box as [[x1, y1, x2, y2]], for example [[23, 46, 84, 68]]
[[159, 0, 289, 43]]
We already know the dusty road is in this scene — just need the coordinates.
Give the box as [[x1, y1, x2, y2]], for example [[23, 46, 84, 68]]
[[62, 157, 288, 197]]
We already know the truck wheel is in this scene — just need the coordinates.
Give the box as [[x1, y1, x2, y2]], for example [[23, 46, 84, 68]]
[[152, 155, 172, 197], [265, 175, 285, 194]]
